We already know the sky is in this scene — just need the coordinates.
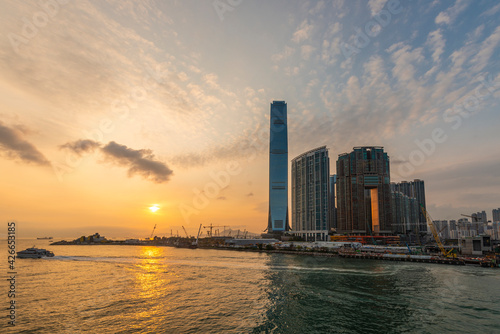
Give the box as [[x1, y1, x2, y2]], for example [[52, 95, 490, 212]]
[[1, 0, 499, 238]]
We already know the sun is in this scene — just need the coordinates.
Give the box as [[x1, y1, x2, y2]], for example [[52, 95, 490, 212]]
[[149, 204, 160, 213]]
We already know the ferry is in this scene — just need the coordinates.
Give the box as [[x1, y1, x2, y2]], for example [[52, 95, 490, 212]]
[[17, 247, 55, 259], [37, 237, 53, 240]]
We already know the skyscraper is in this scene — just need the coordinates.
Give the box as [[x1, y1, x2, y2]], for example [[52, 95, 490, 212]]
[[267, 101, 290, 233], [493, 208, 500, 222], [329, 175, 337, 230], [337, 147, 392, 235], [392, 179, 427, 233], [291, 146, 330, 241], [391, 191, 419, 235]]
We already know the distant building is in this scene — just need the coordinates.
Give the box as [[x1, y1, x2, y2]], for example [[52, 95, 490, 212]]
[[471, 211, 488, 235], [329, 175, 337, 230], [457, 218, 477, 238], [391, 191, 419, 235], [267, 101, 290, 234], [492, 222, 499, 240], [336, 147, 392, 235], [493, 208, 500, 222], [291, 146, 330, 241], [449, 220, 458, 239], [434, 220, 450, 239], [391, 179, 427, 233], [472, 211, 488, 223]]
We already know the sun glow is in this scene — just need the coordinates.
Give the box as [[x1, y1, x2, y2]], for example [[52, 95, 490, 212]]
[[149, 204, 160, 213]]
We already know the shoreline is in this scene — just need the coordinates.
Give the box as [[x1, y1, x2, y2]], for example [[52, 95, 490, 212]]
[[49, 240, 498, 268]]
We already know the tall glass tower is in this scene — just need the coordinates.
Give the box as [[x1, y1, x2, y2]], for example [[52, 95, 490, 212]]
[[268, 101, 290, 233]]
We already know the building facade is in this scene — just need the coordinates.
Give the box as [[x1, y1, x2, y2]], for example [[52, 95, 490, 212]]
[[329, 175, 337, 230], [493, 208, 500, 222], [267, 101, 290, 233], [291, 146, 330, 241], [391, 179, 427, 232], [391, 191, 419, 235], [336, 147, 392, 235]]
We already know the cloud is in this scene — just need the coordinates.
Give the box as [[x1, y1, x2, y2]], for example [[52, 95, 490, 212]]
[[301, 45, 316, 60], [101, 141, 173, 184], [367, 0, 388, 16], [470, 25, 500, 73], [246, 192, 254, 197], [59, 139, 101, 156], [435, 0, 469, 25], [292, 20, 314, 43], [0, 122, 50, 166], [271, 46, 295, 63], [60, 139, 173, 183], [426, 29, 445, 63]]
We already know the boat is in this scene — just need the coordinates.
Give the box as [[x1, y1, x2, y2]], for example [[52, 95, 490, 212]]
[[17, 247, 55, 259], [37, 237, 53, 240]]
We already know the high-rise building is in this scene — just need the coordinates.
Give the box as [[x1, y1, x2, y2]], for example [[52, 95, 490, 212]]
[[391, 191, 419, 235], [291, 146, 330, 241], [493, 208, 500, 222], [392, 179, 427, 232], [449, 220, 458, 239], [472, 211, 488, 223], [471, 211, 487, 235], [267, 101, 290, 233], [336, 147, 392, 235], [329, 175, 337, 230]]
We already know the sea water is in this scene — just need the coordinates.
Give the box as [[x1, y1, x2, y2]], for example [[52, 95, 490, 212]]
[[1, 239, 499, 333]]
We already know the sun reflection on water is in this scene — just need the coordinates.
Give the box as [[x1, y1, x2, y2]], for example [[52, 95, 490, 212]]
[[135, 247, 170, 298]]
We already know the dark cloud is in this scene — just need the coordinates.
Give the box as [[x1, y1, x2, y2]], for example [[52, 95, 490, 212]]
[[60, 139, 173, 184], [59, 139, 101, 156], [217, 196, 226, 200], [246, 192, 254, 197], [0, 122, 50, 166], [101, 141, 173, 184]]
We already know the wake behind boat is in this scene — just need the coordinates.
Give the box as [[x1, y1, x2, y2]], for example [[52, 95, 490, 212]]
[[17, 247, 55, 259]]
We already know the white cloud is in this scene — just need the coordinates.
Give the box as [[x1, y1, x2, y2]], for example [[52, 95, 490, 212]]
[[435, 0, 469, 25], [426, 29, 445, 63], [367, 0, 388, 16], [470, 25, 500, 73], [301, 45, 315, 60], [271, 46, 295, 62], [481, 2, 500, 17], [292, 20, 314, 43], [388, 43, 424, 83]]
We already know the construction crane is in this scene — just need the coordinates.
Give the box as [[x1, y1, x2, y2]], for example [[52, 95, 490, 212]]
[[203, 223, 228, 237], [421, 205, 456, 258], [461, 214, 480, 222], [461, 214, 481, 235], [438, 225, 447, 238], [193, 224, 203, 247], [150, 224, 157, 240], [182, 226, 189, 238]]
